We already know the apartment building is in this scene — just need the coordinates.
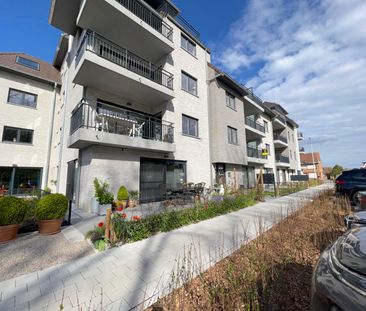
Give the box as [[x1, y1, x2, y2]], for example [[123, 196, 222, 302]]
[[300, 152, 324, 179], [0, 52, 61, 195], [207, 65, 302, 188], [49, 0, 212, 209], [263, 102, 302, 182]]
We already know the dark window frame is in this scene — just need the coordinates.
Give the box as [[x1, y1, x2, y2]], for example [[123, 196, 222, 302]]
[[181, 71, 198, 96], [225, 91, 236, 110], [16, 56, 40, 71], [7, 88, 38, 108], [227, 126, 238, 145], [181, 34, 197, 57], [182, 114, 199, 137], [2, 126, 34, 144], [264, 120, 269, 132]]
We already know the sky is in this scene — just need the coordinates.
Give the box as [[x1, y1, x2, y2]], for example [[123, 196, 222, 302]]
[[1, 0, 365, 168]]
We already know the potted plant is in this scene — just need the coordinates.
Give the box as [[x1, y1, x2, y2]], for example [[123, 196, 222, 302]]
[[0, 197, 29, 244], [128, 190, 139, 208], [35, 194, 68, 235], [93, 178, 114, 215], [116, 186, 129, 209]]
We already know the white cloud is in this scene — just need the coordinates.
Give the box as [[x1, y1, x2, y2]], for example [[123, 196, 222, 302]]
[[215, 0, 366, 168]]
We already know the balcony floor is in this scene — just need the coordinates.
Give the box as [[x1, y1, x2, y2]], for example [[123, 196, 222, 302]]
[[73, 51, 175, 105], [77, 0, 174, 62], [68, 127, 176, 153]]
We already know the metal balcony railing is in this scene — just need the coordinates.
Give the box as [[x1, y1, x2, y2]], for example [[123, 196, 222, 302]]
[[245, 117, 266, 133], [247, 147, 267, 159], [115, 0, 173, 41], [76, 31, 174, 90], [273, 132, 288, 144], [276, 156, 290, 163], [70, 99, 174, 144], [274, 114, 287, 125]]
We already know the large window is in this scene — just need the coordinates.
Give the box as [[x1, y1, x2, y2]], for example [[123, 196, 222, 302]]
[[0, 167, 42, 195], [228, 126, 238, 144], [181, 72, 197, 96], [181, 34, 196, 56], [16, 56, 40, 70], [2, 126, 33, 144], [264, 120, 269, 132], [7, 88, 37, 108], [226, 92, 236, 110], [182, 115, 198, 137]]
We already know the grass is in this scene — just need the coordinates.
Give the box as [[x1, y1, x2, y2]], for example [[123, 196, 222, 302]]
[[148, 189, 350, 311]]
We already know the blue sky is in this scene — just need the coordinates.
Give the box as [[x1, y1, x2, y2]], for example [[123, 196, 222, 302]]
[[1, 0, 365, 168]]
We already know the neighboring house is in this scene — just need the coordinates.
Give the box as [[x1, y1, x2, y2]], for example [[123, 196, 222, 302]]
[[0, 52, 61, 195], [300, 152, 324, 179], [263, 102, 302, 182], [49, 0, 212, 209]]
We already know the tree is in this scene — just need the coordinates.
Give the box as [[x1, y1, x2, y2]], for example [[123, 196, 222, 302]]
[[330, 165, 343, 177]]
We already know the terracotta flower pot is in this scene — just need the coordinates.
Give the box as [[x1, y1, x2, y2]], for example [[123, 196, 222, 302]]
[[38, 219, 63, 235], [0, 224, 20, 244]]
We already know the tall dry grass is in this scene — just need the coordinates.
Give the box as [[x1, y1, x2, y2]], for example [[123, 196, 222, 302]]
[[148, 190, 350, 311]]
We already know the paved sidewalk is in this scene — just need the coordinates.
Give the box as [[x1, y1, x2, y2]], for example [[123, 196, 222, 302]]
[[0, 184, 332, 311]]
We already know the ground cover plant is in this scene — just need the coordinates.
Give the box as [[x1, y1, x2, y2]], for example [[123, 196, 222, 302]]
[[86, 192, 256, 249], [148, 190, 350, 311]]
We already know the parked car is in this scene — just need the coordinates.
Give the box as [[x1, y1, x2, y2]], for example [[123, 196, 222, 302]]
[[311, 227, 366, 311], [335, 169, 366, 204], [345, 211, 366, 229]]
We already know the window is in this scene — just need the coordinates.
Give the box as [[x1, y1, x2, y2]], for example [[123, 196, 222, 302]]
[[264, 121, 269, 132], [227, 126, 238, 144], [2, 126, 33, 144], [7, 89, 37, 108], [182, 115, 198, 137], [181, 34, 196, 56], [16, 56, 40, 70], [181, 72, 197, 96], [265, 143, 271, 155], [225, 92, 236, 110]]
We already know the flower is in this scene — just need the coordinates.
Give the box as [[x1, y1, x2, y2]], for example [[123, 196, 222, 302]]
[[117, 207, 123, 212], [122, 213, 127, 219], [98, 222, 104, 228], [132, 215, 141, 221]]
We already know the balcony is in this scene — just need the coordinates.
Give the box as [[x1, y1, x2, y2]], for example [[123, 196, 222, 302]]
[[273, 114, 287, 130], [68, 99, 175, 153], [273, 132, 288, 149], [247, 147, 268, 164], [276, 155, 290, 167], [77, 0, 174, 61], [245, 117, 266, 139], [74, 31, 175, 105]]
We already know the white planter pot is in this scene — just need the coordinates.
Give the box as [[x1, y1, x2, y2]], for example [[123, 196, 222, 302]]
[[91, 198, 111, 216]]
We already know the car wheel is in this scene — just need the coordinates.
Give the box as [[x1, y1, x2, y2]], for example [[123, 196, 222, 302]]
[[351, 191, 360, 205]]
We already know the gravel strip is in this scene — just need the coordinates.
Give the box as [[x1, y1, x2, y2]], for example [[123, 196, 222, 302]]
[[0, 231, 94, 281]]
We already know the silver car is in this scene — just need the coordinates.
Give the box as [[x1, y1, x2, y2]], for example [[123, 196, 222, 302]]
[[311, 227, 366, 311]]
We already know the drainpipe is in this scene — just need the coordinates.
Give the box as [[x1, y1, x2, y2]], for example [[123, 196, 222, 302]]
[[44, 82, 58, 189], [206, 52, 217, 187], [56, 38, 72, 193]]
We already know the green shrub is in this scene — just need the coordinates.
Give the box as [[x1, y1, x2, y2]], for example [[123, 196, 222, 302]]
[[129, 190, 139, 200], [35, 194, 68, 220], [0, 196, 29, 225], [93, 178, 114, 205], [117, 186, 129, 201]]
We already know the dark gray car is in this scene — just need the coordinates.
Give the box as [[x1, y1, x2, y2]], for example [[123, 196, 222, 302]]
[[311, 227, 366, 311]]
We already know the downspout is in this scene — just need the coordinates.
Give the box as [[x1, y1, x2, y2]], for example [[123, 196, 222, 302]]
[[206, 58, 220, 187], [44, 82, 58, 188], [56, 39, 72, 193]]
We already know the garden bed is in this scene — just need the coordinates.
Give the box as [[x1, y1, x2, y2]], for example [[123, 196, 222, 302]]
[[148, 190, 349, 311], [86, 192, 256, 251]]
